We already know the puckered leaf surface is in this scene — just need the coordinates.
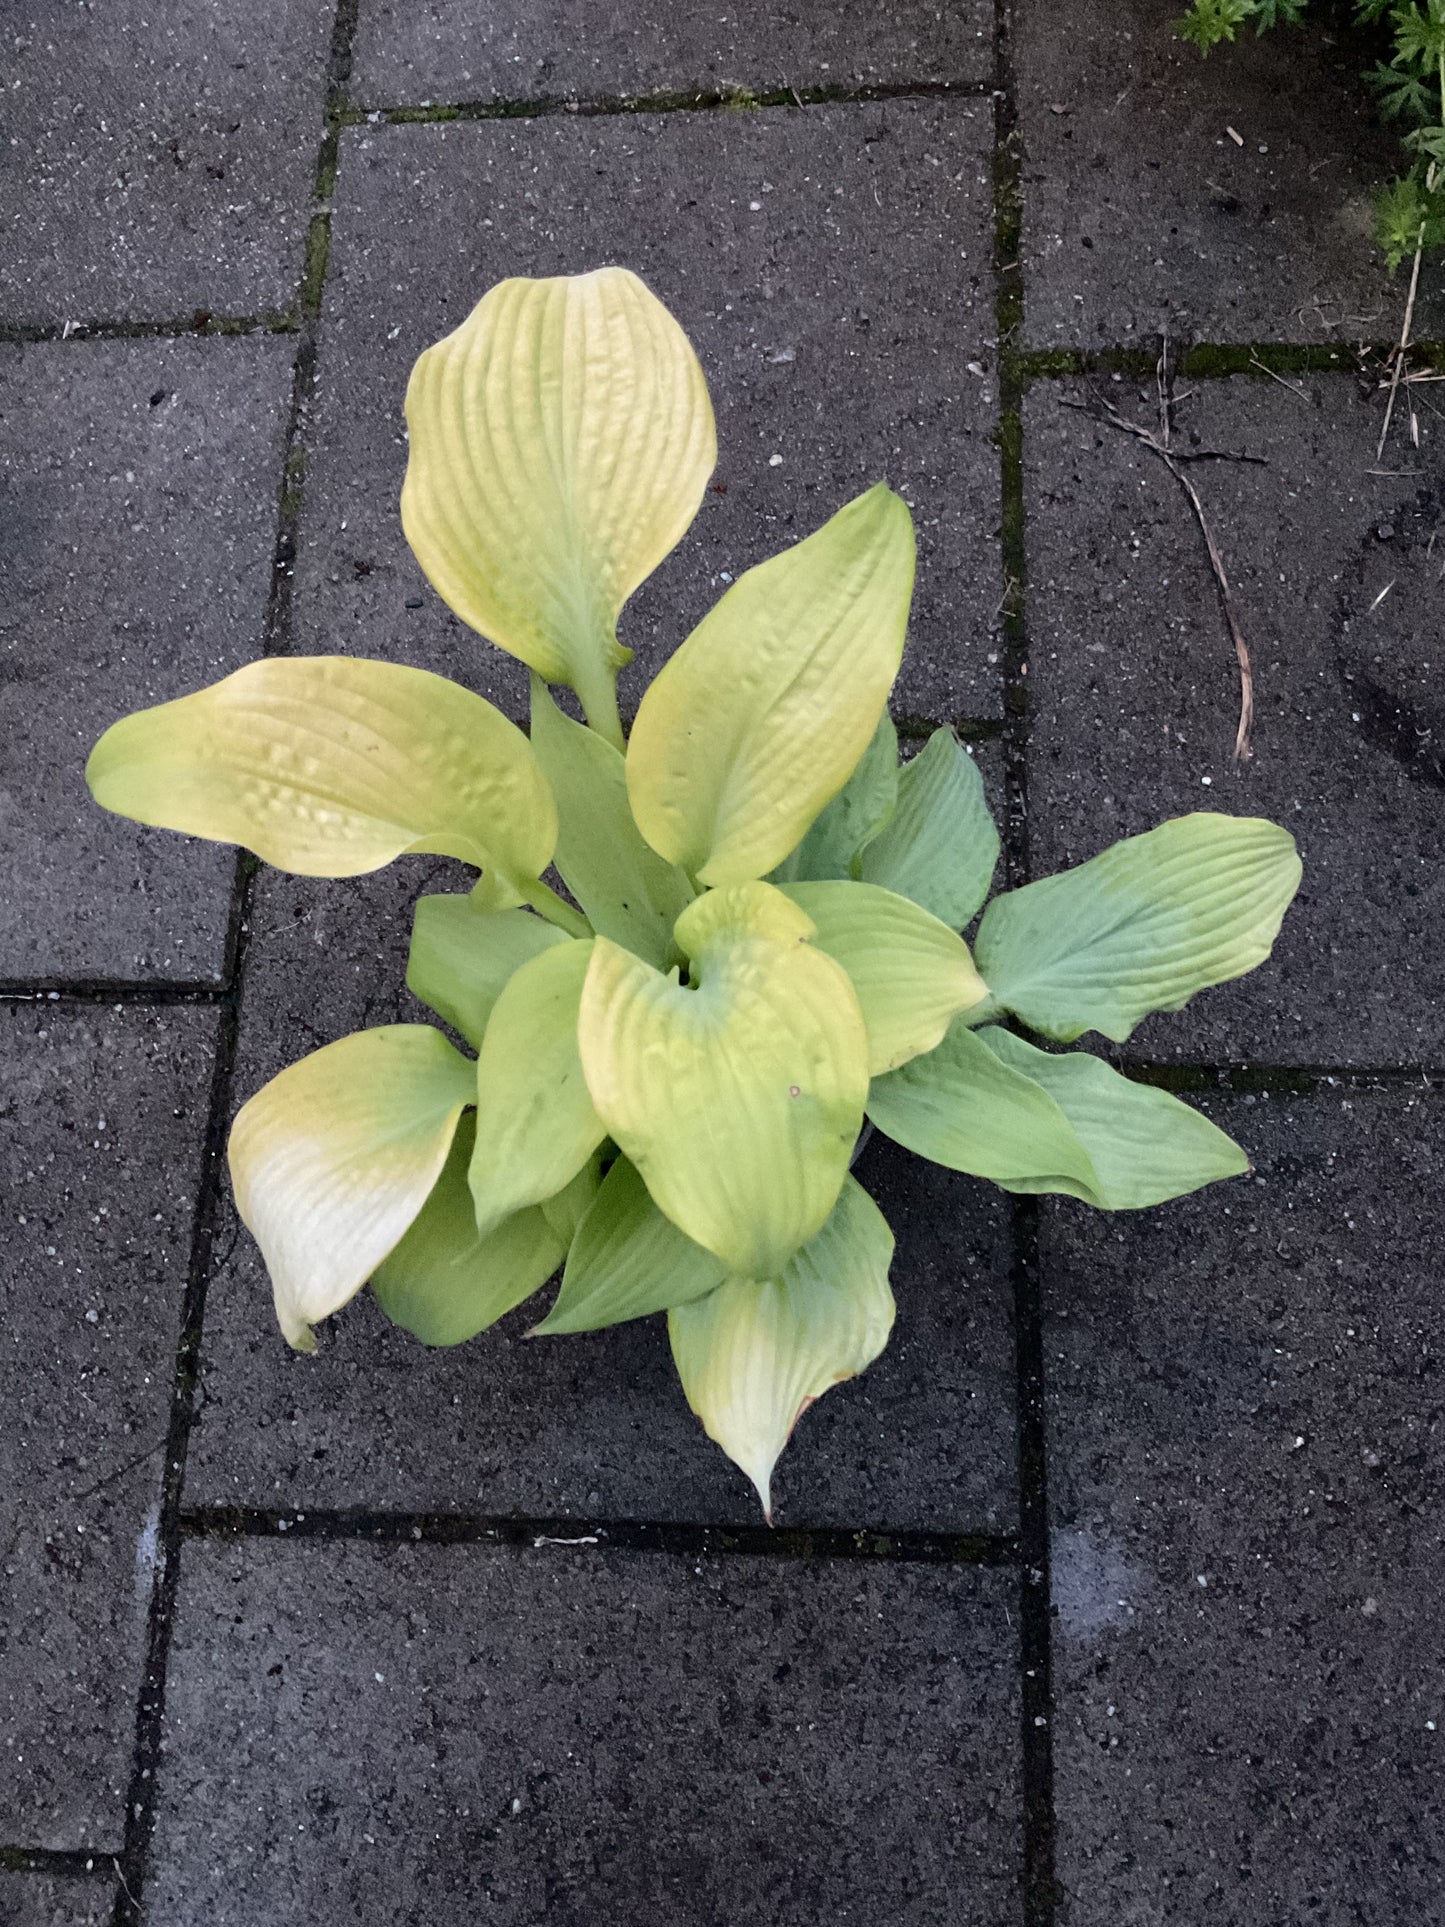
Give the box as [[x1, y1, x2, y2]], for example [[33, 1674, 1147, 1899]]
[[626, 485, 915, 885], [402, 267, 715, 738], [87, 656, 555, 893]]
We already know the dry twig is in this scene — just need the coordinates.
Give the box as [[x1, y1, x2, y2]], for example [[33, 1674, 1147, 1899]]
[[1378, 225, 1427, 462], [1063, 391, 1257, 764]]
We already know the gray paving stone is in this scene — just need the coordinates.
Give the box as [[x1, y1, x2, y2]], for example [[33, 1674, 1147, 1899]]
[[1, 2, 334, 326], [0, 1004, 219, 1852], [295, 106, 1001, 725], [0, 1874, 115, 1927], [1023, 373, 1445, 1068], [187, 847, 1016, 1530], [0, 336, 294, 982], [1015, 0, 1444, 348], [146, 1536, 1020, 1924], [1044, 1087, 1445, 1923], [350, 0, 994, 105]]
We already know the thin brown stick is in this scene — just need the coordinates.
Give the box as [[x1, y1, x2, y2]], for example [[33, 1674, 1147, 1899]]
[[1378, 227, 1426, 463], [1062, 394, 1256, 763]]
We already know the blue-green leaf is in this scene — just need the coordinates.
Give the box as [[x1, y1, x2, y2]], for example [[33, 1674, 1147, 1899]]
[[782, 708, 899, 883], [975, 1028, 1249, 1207], [866, 1017, 1100, 1199], [974, 814, 1301, 1043], [858, 728, 999, 927]]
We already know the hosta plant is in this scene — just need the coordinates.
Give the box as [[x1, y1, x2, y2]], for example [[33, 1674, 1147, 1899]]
[[87, 269, 1302, 1517]]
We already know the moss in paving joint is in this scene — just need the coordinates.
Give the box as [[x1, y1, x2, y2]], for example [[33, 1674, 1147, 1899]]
[[342, 76, 988, 128], [0, 311, 299, 345]]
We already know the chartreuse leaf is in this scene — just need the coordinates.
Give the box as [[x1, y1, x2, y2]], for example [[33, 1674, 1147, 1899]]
[[627, 485, 916, 886], [539, 1150, 606, 1248], [780, 880, 988, 1075], [859, 727, 999, 927], [407, 895, 566, 1048], [667, 1176, 895, 1518], [87, 656, 557, 893], [229, 1025, 475, 1352], [529, 677, 692, 966], [469, 940, 606, 1238], [577, 881, 870, 1277], [372, 1115, 565, 1346], [534, 1154, 728, 1335], [976, 1028, 1249, 1207], [401, 268, 716, 744], [782, 708, 899, 883], [866, 1017, 1101, 1199], [975, 814, 1301, 1043]]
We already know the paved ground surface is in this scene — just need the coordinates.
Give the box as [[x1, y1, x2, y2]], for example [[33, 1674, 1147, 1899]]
[[2, 2, 1442, 1922]]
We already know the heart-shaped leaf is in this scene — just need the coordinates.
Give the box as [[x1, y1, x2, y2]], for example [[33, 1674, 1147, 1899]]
[[577, 882, 869, 1278], [667, 1176, 896, 1519], [534, 1154, 728, 1334], [974, 813, 1301, 1043], [372, 1114, 565, 1346], [780, 880, 988, 1074], [87, 656, 557, 894], [975, 1027, 1249, 1207], [529, 676, 692, 966], [858, 727, 999, 927], [469, 940, 607, 1238], [407, 895, 567, 1048], [229, 1025, 476, 1351], [402, 268, 716, 743], [627, 485, 916, 885]]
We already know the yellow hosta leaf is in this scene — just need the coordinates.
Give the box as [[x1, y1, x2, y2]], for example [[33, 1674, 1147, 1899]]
[[402, 268, 716, 741], [626, 484, 916, 885], [780, 879, 989, 1074], [577, 881, 869, 1278], [86, 656, 556, 890], [469, 940, 607, 1238], [228, 1026, 476, 1352], [668, 1176, 896, 1518]]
